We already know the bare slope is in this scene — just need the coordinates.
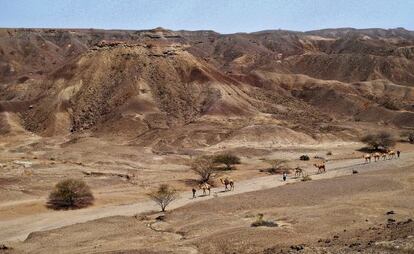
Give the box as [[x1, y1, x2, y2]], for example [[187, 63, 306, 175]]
[[1, 27, 414, 144]]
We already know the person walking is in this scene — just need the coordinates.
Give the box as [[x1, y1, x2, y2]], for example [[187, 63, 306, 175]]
[[282, 172, 287, 182], [192, 188, 196, 198], [397, 150, 401, 158]]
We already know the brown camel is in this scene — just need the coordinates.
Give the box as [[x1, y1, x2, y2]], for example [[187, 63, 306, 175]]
[[373, 152, 381, 162], [363, 154, 372, 163], [220, 178, 234, 191], [388, 150, 396, 159], [199, 183, 211, 196], [294, 167, 304, 177], [314, 162, 326, 174]]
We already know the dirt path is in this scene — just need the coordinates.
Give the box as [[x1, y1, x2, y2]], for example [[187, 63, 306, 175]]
[[2, 152, 414, 243]]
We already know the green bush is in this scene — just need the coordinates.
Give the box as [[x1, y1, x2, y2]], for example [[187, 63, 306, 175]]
[[361, 131, 396, 150], [47, 179, 94, 209], [408, 132, 414, 144], [213, 154, 241, 170]]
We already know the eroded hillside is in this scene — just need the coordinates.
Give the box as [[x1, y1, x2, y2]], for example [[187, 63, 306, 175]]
[[1, 27, 414, 147]]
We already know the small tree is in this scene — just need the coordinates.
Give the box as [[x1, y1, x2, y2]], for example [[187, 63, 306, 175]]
[[361, 131, 396, 150], [213, 154, 241, 170], [409, 133, 414, 144], [191, 156, 215, 183], [403, 132, 414, 144], [148, 184, 177, 212], [47, 179, 94, 209], [263, 159, 287, 174]]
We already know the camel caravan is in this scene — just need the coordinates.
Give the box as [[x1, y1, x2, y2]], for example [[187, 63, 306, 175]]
[[363, 150, 400, 163]]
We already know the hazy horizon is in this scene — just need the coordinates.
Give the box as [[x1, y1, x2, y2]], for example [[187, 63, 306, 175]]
[[1, 0, 414, 33]]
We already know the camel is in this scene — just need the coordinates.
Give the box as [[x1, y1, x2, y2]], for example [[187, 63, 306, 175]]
[[314, 162, 326, 174], [373, 152, 381, 162], [388, 150, 396, 159], [294, 167, 304, 177], [220, 177, 234, 191], [363, 154, 372, 163], [199, 183, 211, 196]]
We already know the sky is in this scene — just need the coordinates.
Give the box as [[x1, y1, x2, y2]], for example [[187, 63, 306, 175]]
[[1, 0, 413, 33]]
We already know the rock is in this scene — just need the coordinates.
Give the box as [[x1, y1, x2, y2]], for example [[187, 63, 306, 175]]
[[13, 160, 32, 168], [349, 242, 361, 248], [290, 245, 304, 251], [0, 244, 9, 250], [155, 215, 165, 221], [402, 218, 413, 224]]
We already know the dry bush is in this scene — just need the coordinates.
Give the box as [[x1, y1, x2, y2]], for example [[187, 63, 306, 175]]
[[300, 155, 310, 161], [401, 132, 414, 144], [251, 213, 277, 227], [409, 133, 414, 144], [148, 184, 178, 212], [301, 175, 312, 182], [361, 131, 396, 150], [47, 179, 94, 210], [212, 153, 241, 170], [191, 156, 215, 183], [261, 159, 289, 174]]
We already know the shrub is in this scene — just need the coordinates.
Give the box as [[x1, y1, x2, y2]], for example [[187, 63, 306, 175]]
[[191, 156, 215, 183], [301, 175, 312, 181], [251, 213, 277, 227], [213, 154, 241, 170], [361, 131, 396, 150], [299, 155, 310, 161], [262, 159, 289, 174], [400, 132, 414, 144], [47, 179, 94, 209], [326, 151, 332, 156], [148, 184, 178, 212], [410, 133, 414, 144]]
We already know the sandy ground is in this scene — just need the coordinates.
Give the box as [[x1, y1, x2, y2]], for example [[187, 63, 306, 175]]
[[1, 134, 413, 253], [2, 148, 413, 253]]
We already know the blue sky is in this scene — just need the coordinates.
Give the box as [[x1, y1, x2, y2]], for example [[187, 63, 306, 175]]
[[1, 0, 413, 33]]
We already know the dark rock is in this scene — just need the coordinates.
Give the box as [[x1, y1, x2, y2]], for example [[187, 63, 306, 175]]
[[290, 245, 304, 251], [0, 244, 9, 250], [349, 242, 361, 248], [388, 218, 396, 223], [155, 215, 165, 221]]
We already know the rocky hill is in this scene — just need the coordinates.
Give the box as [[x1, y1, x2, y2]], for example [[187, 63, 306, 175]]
[[1, 27, 414, 147]]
